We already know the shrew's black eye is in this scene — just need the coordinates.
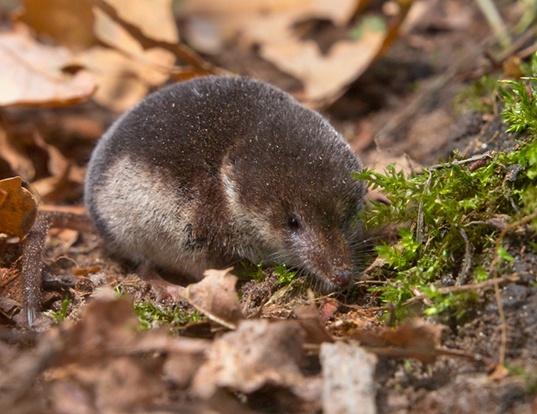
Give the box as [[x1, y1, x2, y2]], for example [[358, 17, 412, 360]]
[[288, 216, 301, 230]]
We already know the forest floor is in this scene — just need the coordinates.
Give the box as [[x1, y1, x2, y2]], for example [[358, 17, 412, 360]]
[[0, 0, 536, 413]]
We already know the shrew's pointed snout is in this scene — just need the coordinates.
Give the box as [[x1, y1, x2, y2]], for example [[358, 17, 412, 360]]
[[330, 269, 352, 288]]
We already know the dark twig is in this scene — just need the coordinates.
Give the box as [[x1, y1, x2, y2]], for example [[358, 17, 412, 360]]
[[426, 152, 493, 172], [416, 171, 432, 244], [21, 211, 94, 326], [90, 0, 223, 76], [402, 273, 520, 307], [456, 227, 473, 286]]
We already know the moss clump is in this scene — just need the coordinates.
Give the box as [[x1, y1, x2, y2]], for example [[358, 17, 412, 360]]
[[356, 55, 537, 319], [133, 301, 204, 330]]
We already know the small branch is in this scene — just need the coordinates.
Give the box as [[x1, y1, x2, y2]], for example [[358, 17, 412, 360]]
[[456, 227, 473, 286], [21, 211, 94, 326], [415, 171, 432, 244], [493, 280, 507, 367], [434, 346, 491, 364], [90, 0, 224, 76], [359, 345, 489, 364], [438, 273, 519, 294], [402, 273, 520, 307], [426, 152, 493, 172]]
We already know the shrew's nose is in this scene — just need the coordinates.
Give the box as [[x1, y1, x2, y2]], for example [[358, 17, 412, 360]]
[[331, 270, 352, 287]]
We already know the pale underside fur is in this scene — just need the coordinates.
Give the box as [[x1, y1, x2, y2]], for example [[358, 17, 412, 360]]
[[93, 155, 283, 279]]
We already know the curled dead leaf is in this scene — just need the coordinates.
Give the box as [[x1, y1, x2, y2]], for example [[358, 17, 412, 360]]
[[178, 0, 412, 102], [294, 305, 334, 344], [0, 29, 97, 107], [14, 0, 97, 51], [0, 176, 37, 238], [12, 0, 218, 112], [183, 268, 243, 329], [352, 318, 443, 363], [192, 319, 308, 399], [51, 290, 140, 364], [260, 33, 384, 102], [488, 363, 510, 381]]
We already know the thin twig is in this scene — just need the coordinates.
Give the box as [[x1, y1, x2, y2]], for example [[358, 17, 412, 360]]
[[434, 346, 491, 364], [426, 152, 493, 172], [438, 273, 519, 294], [457, 227, 473, 286], [493, 280, 507, 367], [90, 0, 223, 76], [416, 171, 432, 244], [402, 273, 520, 307]]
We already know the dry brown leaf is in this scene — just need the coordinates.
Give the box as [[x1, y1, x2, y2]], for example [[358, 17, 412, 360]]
[[49, 228, 80, 250], [101, 0, 178, 44], [178, 0, 402, 101], [179, 0, 358, 21], [14, 0, 187, 111], [0, 117, 81, 184], [75, 46, 168, 112], [163, 345, 208, 390], [14, 0, 97, 51], [364, 152, 421, 178], [0, 259, 27, 327], [488, 363, 510, 381], [0, 126, 34, 180], [56, 291, 210, 396], [0, 28, 97, 107], [183, 268, 243, 329], [352, 319, 443, 363], [91, 0, 177, 78], [0, 296, 22, 321], [0, 176, 37, 238], [57, 289, 140, 362], [43, 292, 166, 412], [93, 356, 166, 411], [260, 31, 384, 101], [192, 319, 308, 398], [82, 0, 178, 110], [179, 0, 359, 48], [0, 327, 62, 412], [30, 132, 71, 181], [91, 0, 219, 76], [28, 133, 72, 203], [0, 287, 218, 412], [31, 163, 82, 204], [294, 305, 334, 344]]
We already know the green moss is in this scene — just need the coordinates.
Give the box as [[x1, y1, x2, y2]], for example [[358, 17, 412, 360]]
[[453, 75, 499, 115], [355, 58, 537, 319], [236, 261, 266, 282], [133, 301, 204, 330], [235, 261, 298, 286], [44, 296, 71, 323], [274, 264, 298, 285]]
